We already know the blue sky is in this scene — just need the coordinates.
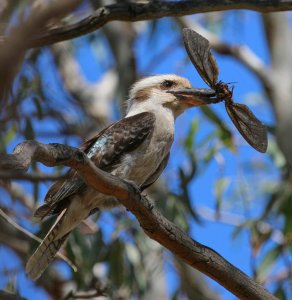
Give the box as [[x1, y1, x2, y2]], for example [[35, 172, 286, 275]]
[[1, 10, 279, 300]]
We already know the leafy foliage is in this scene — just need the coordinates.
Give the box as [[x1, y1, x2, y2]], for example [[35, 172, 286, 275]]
[[0, 2, 291, 300]]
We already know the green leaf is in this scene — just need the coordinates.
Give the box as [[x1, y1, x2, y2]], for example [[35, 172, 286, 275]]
[[203, 144, 217, 164], [33, 182, 39, 205], [108, 239, 125, 286], [184, 118, 199, 153], [274, 286, 286, 300], [24, 119, 35, 140], [214, 177, 230, 212], [257, 245, 282, 282], [284, 207, 292, 237], [148, 20, 159, 43], [0, 125, 17, 152], [201, 106, 234, 150], [125, 243, 140, 266], [267, 140, 286, 168], [32, 96, 43, 119]]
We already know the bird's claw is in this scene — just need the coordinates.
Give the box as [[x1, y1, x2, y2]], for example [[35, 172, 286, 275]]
[[124, 179, 141, 194]]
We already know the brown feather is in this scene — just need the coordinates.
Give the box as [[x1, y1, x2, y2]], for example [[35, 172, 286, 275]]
[[34, 112, 156, 218]]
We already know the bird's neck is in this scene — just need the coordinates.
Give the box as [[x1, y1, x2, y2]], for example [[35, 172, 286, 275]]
[[126, 100, 175, 140], [126, 97, 174, 118]]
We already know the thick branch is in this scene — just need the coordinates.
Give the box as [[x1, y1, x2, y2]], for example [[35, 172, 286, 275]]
[[0, 171, 69, 182], [262, 13, 292, 172], [0, 0, 81, 102], [13, 1, 292, 48], [0, 291, 26, 300], [0, 140, 277, 300], [50, 42, 115, 129]]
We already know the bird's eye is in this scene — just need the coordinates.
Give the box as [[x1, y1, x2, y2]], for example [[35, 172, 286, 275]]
[[161, 80, 175, 90]]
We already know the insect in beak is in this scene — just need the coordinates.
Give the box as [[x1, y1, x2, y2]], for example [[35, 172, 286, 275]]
[[182, 28, 268, 153]]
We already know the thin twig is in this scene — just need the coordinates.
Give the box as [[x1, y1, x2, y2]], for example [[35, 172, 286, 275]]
[[0, 181, 34, 210], [197, 206, 284, 245], [0, 208, 77, 272]]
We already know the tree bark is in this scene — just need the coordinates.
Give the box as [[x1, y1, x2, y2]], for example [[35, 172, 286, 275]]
[[3, 1, 291, 48], [0, 141, 278, 300]]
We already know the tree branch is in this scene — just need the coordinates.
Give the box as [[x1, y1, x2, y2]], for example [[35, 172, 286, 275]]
[[50, 42, 115, 129], [0, 140, 277, 300], [8, 1, 292, 49], [261, 13, 292, 172], [0, 171, 69, 182], [0, 0, 81, 102], [0, 181, 34, 210], [63, 287, 107, 300], [0, 291, 26, 300]]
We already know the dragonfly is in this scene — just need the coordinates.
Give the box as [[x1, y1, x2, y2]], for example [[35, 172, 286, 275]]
[[181, 28, 268, 153]]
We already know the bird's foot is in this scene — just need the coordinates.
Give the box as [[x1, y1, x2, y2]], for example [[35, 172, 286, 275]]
[[123, 179, 141, 194]]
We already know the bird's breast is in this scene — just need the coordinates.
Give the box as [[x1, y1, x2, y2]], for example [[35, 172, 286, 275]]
[[114, 124, 174, 186]]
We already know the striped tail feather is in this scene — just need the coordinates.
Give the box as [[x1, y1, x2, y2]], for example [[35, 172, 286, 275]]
[[26, 209, 70, 280]]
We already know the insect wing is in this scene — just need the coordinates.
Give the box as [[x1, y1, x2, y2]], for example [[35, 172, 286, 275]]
[[183, 28, 219, 87], [225, 102, 268, 153]]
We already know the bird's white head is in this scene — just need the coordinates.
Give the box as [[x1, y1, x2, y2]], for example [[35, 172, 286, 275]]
[[126, 74, 208, 118]]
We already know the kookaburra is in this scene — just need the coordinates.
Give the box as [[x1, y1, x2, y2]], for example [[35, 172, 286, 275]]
[[26, 74, 210, 280]]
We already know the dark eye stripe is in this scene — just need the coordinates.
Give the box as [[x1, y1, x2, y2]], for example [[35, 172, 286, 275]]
[[161, 80, 175, 89]]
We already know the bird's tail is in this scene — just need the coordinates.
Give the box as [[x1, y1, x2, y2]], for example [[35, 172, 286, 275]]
[[26, 209, 70, 280]]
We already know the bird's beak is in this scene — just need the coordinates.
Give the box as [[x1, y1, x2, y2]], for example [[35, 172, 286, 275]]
[[168, 88, 216, 107]]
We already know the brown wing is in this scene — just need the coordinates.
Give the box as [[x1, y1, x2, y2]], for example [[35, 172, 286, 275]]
[[225, 102, 268, 153], [183, 28, 219, 87], [34, 112, 156, 218], [83, 112, 156, 170]]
